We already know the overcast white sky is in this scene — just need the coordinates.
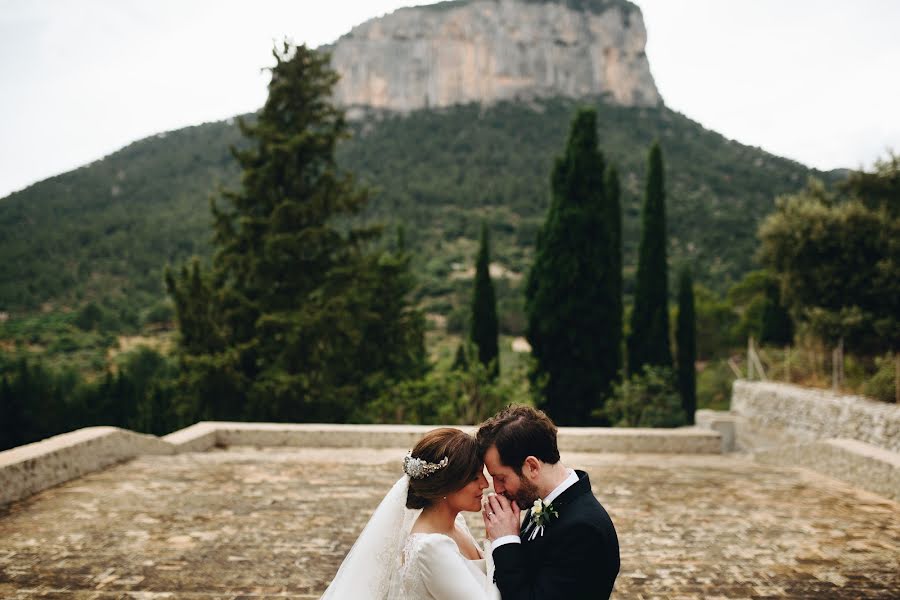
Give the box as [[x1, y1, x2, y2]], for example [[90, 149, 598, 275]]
[[1, 0, 898, 198]]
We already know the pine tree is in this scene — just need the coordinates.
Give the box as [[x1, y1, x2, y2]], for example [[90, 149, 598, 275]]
[[471, 223, 499, 377], [525, 108, 619, 425], [676, 265, 697, 424], [166, 43, 424, 423], [628, 142, 673, 375]]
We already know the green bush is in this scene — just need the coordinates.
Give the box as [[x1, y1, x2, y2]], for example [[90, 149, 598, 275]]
[[696, 360, 735, 411], [363, 343, 529, 425], [598, 366, 687, 428], [862, 353, 898, 402], [141, 300, 174, 326], [49, 334, 80, 353], [74, 302, 105, 331], [445, 305, 469, 334]]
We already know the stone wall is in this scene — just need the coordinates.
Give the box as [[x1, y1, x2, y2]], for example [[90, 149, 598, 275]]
[[731, 379, 900, 452], [0, 427, 173, 507], [727, 380, 900, 502], [754, 438, 900, 502], [1, 422, 720, 506]]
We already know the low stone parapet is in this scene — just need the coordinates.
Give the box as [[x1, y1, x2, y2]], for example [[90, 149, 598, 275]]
[[0, 421, 722, 506], [210, 422, 456, 449], [208, 423, 722, 455], [754, 438, 900, 502], [8, 416, 896, 507], [731, 380, 900, 452], [0, 427, 173, 506], [161, 421, 219, 452], [558, 427, 721, 454]]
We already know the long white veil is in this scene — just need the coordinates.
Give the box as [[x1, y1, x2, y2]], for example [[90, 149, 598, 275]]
[[321, 475, 421, 599]]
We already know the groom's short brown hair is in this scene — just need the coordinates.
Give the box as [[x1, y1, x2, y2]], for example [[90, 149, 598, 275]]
[[476, 405, 560, 474]]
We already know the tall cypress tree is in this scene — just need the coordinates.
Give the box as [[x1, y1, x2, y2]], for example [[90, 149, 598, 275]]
[[628, 142, 673, 374], [605, 165, 624, 383], [0, 374, 23, 451], [166, 43, 424, 423], [525, 108, 619, 425], [676, 265, 697, 424], [471, 223, 499, 377], [760, 280, 794, 346]]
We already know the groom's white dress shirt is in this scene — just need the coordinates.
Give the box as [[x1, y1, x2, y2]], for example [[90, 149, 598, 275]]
[[491, 468, 578, 551]]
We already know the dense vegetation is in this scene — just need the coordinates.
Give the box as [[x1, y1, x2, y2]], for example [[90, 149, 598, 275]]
[[758, 156, 900, 355], [0, 97, 828, 331], [8, 60, 897, 449]]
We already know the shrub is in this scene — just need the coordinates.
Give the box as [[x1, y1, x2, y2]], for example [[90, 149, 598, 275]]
[[74, 302, 105, 331], [862, 353, 898, 402], [363, 343, 529, 424], [696, 360, 735, 411], [141, 301, 174, 326], [598, 365, 687, 428]]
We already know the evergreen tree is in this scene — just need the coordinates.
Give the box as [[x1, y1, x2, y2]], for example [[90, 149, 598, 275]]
[[758, 173, 899, 354], [166, 43, 425, 423], [451, 343, 469, 371], [471, 223, 499, 377], [0, 373, 23, 451], [604, 165, 624, 383], [525, 108, 619, 425], [759, 279, 794, 346], [628, 142, 673, 374], [675, 266, 697, 424]]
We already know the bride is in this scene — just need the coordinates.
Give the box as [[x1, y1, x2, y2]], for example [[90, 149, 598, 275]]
[[321, 427, 501, 599]]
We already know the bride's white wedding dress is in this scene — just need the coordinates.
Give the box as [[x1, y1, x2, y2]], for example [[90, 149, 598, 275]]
[[397, 514, 499, 599], [320, 476, 500, 600]]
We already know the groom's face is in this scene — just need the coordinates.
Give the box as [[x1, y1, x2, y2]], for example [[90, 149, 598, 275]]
[[483, 445, 540, 510]]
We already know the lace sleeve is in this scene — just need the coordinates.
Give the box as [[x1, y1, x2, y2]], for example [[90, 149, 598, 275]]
[[418, 536, 493, 600]]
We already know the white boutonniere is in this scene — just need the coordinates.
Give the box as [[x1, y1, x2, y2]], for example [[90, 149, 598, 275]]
[[526, 499, 559, 540]]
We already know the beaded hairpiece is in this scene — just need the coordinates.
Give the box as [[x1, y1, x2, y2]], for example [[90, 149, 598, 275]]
[[403, 452, 449, 479]]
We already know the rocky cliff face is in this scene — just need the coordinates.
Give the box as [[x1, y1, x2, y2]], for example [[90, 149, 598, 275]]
[[323, 0, 661, 113]]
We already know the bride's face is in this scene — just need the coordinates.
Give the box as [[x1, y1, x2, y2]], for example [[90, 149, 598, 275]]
[[446, 467, 489, 512]]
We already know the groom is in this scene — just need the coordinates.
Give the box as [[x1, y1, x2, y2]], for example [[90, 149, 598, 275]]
[[478, 405, 619, 599]]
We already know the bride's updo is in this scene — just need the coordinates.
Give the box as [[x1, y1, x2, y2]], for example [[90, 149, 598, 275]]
[[405, 428, 482, 510]]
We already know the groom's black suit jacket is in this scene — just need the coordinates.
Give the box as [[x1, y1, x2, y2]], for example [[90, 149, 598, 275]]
[[492, 470, 619, 600]]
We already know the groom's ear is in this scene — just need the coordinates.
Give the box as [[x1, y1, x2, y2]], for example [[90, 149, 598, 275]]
[[522, 455, 541, 479]]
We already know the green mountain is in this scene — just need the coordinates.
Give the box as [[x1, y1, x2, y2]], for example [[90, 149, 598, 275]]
[[0, 97, 833, 336]]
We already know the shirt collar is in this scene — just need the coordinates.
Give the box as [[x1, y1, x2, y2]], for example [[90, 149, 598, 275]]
[[543, 468, 578, 505]]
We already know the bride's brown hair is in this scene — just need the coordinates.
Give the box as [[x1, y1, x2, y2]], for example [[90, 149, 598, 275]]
[[405, 428, 482, 509]]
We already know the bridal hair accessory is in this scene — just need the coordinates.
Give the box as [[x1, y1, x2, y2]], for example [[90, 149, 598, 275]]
[[403, 452, 449, 479], [524, 499, 559, 540]]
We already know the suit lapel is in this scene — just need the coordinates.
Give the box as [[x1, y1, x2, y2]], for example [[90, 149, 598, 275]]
[[520, 508, 532, 538], [521, 470, 593, 543]]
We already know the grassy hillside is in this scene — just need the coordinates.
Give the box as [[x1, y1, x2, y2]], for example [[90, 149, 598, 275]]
[[0, 98, 834, 344]]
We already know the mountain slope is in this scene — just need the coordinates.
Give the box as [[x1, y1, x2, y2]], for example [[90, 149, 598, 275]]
[[0, 98, 830, 330]]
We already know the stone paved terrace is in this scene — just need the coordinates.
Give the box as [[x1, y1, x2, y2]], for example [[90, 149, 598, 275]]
[[1, 446, 898, 599]]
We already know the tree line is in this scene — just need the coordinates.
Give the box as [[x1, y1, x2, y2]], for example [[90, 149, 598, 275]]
[[2, 43, 896, 451]]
